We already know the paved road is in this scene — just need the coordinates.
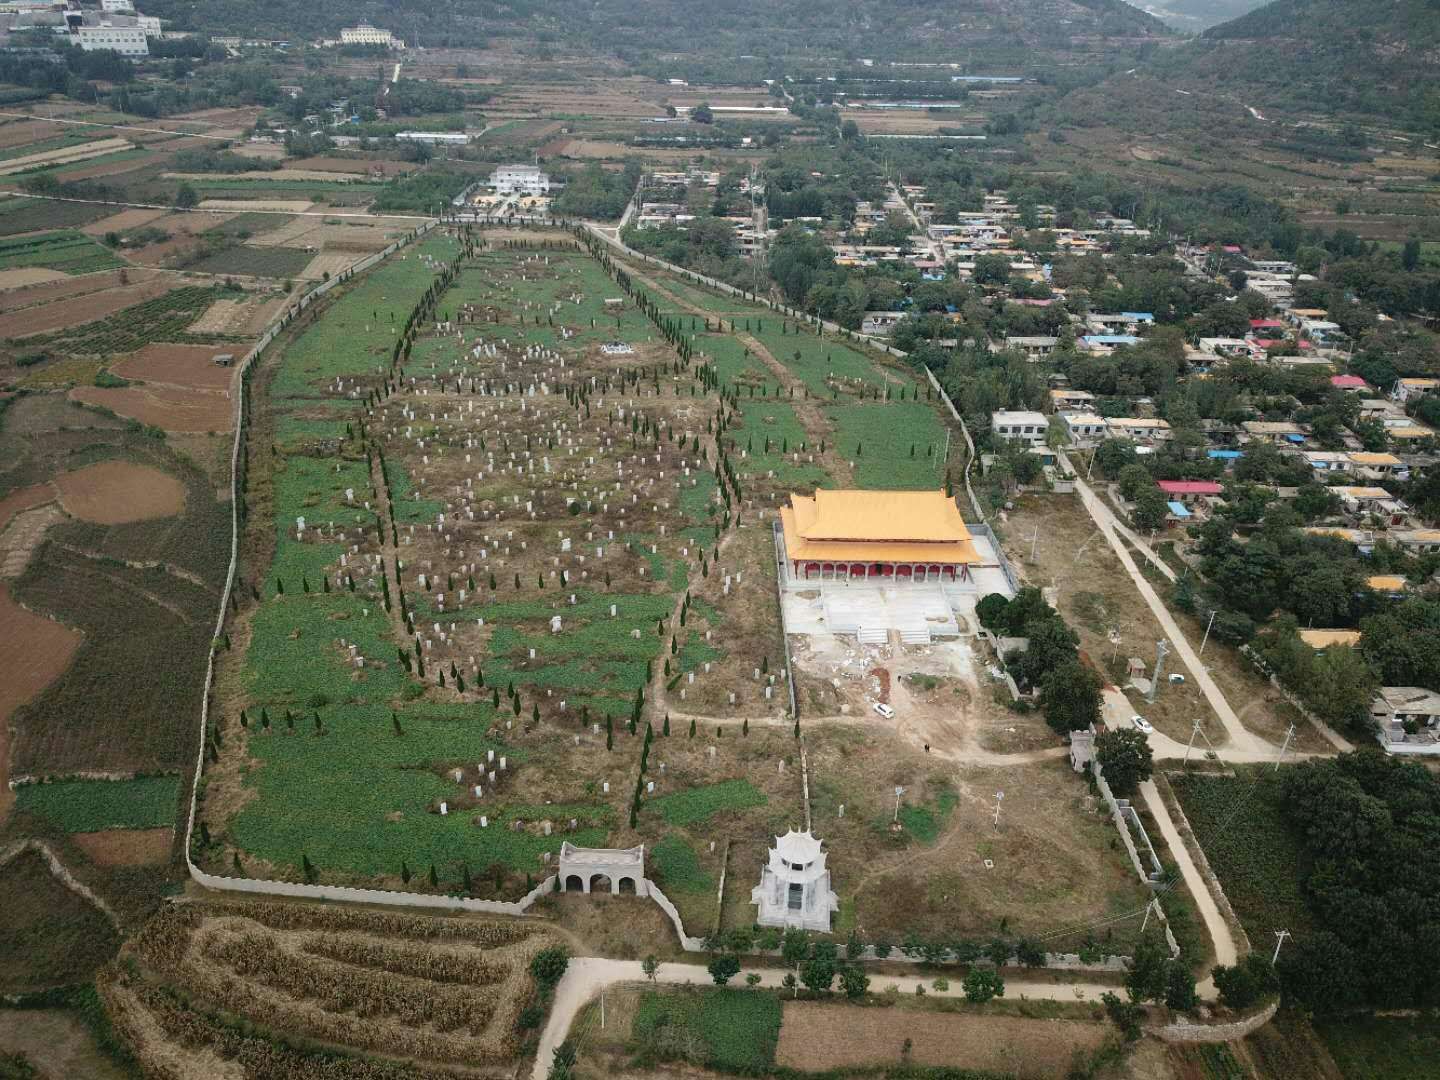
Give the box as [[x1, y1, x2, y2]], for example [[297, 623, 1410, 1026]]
[[532, 956, 1132, 1079], [1070, 472, 1271, 755]]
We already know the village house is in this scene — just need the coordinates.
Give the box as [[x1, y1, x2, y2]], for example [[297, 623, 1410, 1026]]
[[1049, 388, 1095, 412], [1105, 417, 1171, 443], [1394, 529, 1440, 555], [1391, 377, 1440, 403], [1060, 412, 1108, 446], [1157, 480, 1223, 506], [991, 410, 1050, 445], [1298, 629, 1362, 651], [1003, 335, 1060, 360], [1241, 420, 1309, 445], [1371, 686, 1440, 752]]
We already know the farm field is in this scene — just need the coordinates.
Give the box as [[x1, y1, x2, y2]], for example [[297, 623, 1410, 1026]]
[[632, 986, 781, 1071], [70, 382, 235, 431], [181, 244, 314, 279], [0, 276, 179, 340], [13, 776, 182, 833], [1317, 1014, 1440, 1080], [0, 849, 120, 993], [107, 901, 565, 1077], [52, 460, 187, 523], [1167, 768, 1314, 943], [0, 230, 124, 276]]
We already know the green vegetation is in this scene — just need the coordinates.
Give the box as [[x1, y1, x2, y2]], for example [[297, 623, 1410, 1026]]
[[897, 782, 957, 844], [24, 286, 240, 355], [632, 987, 780, 1071], [648, 779, 766, 826], [0, 850, 121, 992], [828, 402, 947, 488], [0, 230, 123, 275], [650, 836, 713, 894], [1169, 770, 1312, 942], [1318, 1014, 1440, 1080], [14, 776, 181, 832], [181, 245, 315, 278]]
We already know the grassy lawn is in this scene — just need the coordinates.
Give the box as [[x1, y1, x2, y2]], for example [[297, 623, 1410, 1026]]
[[632, 987, 781, 1071], [751, 323, 888, 395], [648, 779, 767, 827], [13, 776, 181, 832], [1167, 768, 1314, 941], [828, 401, 950, 489]]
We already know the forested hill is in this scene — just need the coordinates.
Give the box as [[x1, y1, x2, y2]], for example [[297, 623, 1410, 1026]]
[[143, 0, 1171, 58], [1152, 0, 1440, 128]]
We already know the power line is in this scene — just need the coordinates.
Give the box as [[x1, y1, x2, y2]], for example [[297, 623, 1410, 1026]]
[[0, 109, 234, 142]]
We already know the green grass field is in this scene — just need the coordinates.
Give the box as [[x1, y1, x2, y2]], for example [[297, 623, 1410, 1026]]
[[648, 779, 767, 827], [751, 323, 887, 394], [632, 988, 781, 1070], [0, 230, 123, 275], [183, 245, 316, 279], [14, 776, 181, 832], [828, 401, 950, 489]]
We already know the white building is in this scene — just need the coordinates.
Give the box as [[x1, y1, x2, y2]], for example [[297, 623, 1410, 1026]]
[[339, 23, 401, 48], [991, 410, 1050, 446], [395, 131, 470, 145], [489, 164, 554, 196], [750, 829, 839, 932], [76, 18, 148, 55], [100, 0, 133, 10], [1060, 411, 1107, 445]]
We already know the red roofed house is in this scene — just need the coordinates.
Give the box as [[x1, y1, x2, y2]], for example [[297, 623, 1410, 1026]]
[[1157, 479, 1223, 506], [1250, 319, 1285, 331], [1331, 374, 1369, 391]]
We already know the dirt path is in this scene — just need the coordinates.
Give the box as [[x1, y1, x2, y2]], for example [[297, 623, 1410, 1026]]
[[532, 956, 1156, 1080]]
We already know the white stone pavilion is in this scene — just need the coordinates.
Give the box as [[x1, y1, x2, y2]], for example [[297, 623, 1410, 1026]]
[[750, 829, 839, 932]]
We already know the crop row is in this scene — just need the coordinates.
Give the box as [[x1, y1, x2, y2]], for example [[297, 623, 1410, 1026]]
[[188, 899, 546, 947], [302, 933, 509, 986], [170, 933, 520, 1065], [103, 973, 432, 1080], [22, 286, 234, 355], [201, 930, 496, 1035]]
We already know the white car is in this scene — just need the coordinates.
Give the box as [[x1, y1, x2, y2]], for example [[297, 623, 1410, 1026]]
[[873, 702, 896, 720], [1130, 715, 1154, 735], [1168, 673, 1186, 684]]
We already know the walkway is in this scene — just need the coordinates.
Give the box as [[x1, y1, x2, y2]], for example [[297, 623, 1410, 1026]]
[[1069, 470, 1270, 755], [532, 956, 1135, 1079]]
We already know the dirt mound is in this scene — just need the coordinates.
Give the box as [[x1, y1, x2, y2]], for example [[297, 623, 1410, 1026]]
[[72, 828, 174, 866]]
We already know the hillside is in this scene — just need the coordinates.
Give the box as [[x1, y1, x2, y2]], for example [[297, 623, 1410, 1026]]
[[1138, 0, 1267, 31], [1156, 0, 1440, 128], [144, 0, 1171, 62]]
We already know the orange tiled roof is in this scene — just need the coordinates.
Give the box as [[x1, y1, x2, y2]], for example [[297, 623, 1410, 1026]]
[[781, 490, 981, 564]]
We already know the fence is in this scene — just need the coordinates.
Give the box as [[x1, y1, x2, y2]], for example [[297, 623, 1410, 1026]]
[[770, 521, 800, 718]]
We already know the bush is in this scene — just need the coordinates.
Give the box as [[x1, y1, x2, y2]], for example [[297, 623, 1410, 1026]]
[[530, 946, 570, 988], [1212, 954, 1278, 1010]]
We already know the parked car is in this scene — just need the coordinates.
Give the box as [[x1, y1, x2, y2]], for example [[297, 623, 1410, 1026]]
[[1168, 673, 1185, 684], [1130, 714, 1154, 735], [873, 702, 895, 719]]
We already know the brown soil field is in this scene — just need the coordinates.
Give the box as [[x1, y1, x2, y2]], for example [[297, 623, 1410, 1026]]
[[0, 1008, 131, 1080], [233, 142, 285, 160], [0, 582, 82, 820], [849, 111, 983, 134], [71, 827, 174, 866], [0, 267, 159, 312], [54, 154, 155, 183], [196, 199, 313, 214], [0, 277, 180, 338], [112, 343, 238, 390], [122, 212, 237, 267], [0, 268, 67, 289], [299, 252, 361, 280], [775, 1001, 1107, 1075], [0, 482, 54, 532], [53, 460, 187, 523], [0, 119, 67, 149], [79, 208, 169, 237], [71, 383, 233, 433]]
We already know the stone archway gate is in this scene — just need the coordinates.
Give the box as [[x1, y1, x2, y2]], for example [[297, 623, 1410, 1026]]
[[558, 842, 647, 896]]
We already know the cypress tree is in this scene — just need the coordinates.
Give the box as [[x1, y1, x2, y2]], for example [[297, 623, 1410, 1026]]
[[302, 853, 317, 883], [401, 861, 411, 884], [393, 712, 403, 736], [689, 717, 696, 738]]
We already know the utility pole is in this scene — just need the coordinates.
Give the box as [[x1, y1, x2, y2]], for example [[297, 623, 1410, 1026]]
[[1146, 639, 1169, 704], [1272, 929, 1290, 965], [1198, 609, 1217, 656], [992, 790, 1004, 831], [1184, 719, 1203, 765], [1029, 527, 1040, 560], [1274, 723, 1296, 771], [893, 785, 906, 824], [1140, 897, 1158, 934]]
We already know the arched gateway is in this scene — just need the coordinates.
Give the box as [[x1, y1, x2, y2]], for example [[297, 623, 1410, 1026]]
[[557, 842, 647, 896]]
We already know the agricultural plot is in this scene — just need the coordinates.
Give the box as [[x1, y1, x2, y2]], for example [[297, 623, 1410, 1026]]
[[13, 776, 181, 832], [182, 244, 314, 279], [0, 196, 111, 236], [109, 901, 564, 1076], [0, 230, 124, 276], [20, 286, 245, 358], [0, 849, 120, 993], [828, 401, 951, 489], [632, 987, 781, 1071]]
